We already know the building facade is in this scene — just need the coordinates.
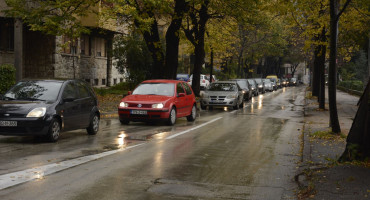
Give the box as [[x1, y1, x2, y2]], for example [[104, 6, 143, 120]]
[[0, 2, 125, 87]]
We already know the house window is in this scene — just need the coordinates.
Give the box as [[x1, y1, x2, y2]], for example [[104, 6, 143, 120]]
[[94, 79, 99, 86], [102, 79, 106, 85], [62, 36, 77, 54], [120, 78, 123, 83], [95, 37, 106, 57], [80, 35, 90, 56], [0, 18, 14, 51], [113, 78, 117, 85]]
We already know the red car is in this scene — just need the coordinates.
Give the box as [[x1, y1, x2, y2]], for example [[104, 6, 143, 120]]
[[118, 80, 197, 125]]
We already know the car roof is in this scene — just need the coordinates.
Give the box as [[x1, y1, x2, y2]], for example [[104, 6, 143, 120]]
[[20, 79, 70, 83], [142, 79, 185, 84], [211, 81, 237, 84]]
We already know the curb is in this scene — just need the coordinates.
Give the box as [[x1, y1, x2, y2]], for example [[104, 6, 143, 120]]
[[100, 112, 118, 119]]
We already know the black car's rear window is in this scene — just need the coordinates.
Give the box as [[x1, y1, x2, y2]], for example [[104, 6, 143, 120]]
[[3, 81, 63, 101]]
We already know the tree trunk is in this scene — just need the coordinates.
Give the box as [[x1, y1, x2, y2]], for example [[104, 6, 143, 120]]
[[184, 0, 209, 97], [142, 19, 165, 79], [339, 80, 370, 161], [328, 0, 341, 133], [165, 0, 188, 79], [318, 43, 326, 109], [312, 45, 320, 97], [318, 28, 327, 109]]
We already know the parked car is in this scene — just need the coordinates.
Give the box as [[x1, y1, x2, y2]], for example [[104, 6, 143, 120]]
[[206, 74, 218, 83], [176, 74, 190, 82], [189, 74, 210, 90], [281, 78, 288, 87], [270, 79, 277, 90], [263, 79, 274, 91], [118, 80, 197, 125], [247, 79, 259, 96], [266, 75, 279, 86], [254, 78, 266, 94], [0, 79, 100, 142], [289, 78, 297, 86], [230, 79, 252, 101], [200, 81, 244, 110]]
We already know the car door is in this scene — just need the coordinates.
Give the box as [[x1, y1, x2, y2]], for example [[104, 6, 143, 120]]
[[61, 82, 80, 131], [175, 83, 187, 117], [75, 81, 95, 128], [182, 82, 195, 115]]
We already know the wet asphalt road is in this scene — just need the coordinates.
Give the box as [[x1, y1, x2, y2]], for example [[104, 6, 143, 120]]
[[0, 86, 305, 200]]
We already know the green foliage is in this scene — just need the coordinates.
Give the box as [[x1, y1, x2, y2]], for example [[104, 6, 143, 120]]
[[0, 64, 16, 95], [93, 82, 131, 96], [113, 34, 152, 88], [5, 0, 96, 38], [338, 80, 364, 91]]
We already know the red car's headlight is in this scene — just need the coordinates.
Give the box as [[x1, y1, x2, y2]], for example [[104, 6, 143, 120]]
[[152, 103, 164, 109], [119, 102, 128, 108]]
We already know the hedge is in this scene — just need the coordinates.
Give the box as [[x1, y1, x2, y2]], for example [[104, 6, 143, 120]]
[[0, 64, 16, 95], [338, 80, 364, 92]]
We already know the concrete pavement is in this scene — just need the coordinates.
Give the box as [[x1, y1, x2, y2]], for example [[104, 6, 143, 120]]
[[299, 88, 370, 199]]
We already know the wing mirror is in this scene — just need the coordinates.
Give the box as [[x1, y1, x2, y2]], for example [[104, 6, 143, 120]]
[[127, 91, 132, 95]]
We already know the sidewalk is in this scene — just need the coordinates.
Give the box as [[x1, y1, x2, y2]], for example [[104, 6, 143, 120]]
[[299, 88, 370, 199]]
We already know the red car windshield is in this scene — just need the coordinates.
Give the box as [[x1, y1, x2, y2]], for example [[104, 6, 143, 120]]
[[132, 83, 175, 96]]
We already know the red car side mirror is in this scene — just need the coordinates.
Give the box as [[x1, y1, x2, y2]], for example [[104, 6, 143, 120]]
[[127, 91, 132, 95], [178, 93, 186, 97]]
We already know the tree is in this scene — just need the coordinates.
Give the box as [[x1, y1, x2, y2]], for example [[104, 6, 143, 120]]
[[182, 0, 211, 96], [328, 0, 352, 134], [106, 0, 190, 79], [113, 34, 152, 88], [5, 0, 98, 37]]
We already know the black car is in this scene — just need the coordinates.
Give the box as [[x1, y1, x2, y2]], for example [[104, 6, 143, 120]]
[[230, 79, 252, 101], [0, 79, 100, 142], [247, 79, 259, 96]]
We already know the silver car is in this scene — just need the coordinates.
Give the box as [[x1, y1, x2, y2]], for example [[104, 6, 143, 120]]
[[263, 79, 273, 91], [200, 81, 244, 110]]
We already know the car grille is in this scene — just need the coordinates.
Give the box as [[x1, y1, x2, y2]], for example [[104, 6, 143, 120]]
[[128, 103, 152, 108], [209, 102, 227, 105], [210, 96, 226, 101]]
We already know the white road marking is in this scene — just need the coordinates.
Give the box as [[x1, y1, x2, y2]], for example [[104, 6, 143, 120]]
[[0, 143, 145, 190], [0, 116, 225, 190], [166, 117, 223, 140]]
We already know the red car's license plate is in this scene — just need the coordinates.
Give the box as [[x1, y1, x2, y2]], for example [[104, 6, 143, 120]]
[[131, 110, 147, 115], [0, 121, 17, 127]]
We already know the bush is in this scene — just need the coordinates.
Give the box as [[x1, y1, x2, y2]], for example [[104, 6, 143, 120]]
[[93, 82, 131, 96], [338, 80, 364, 91], [0, 64, 16, 95]]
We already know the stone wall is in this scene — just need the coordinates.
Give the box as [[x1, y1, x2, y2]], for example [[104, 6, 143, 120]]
[[54, 35, 125, 86]]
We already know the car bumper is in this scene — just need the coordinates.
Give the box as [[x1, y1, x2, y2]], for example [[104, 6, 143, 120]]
[[0, 117, 51, 136], [201, 98, 237, 107], [118, 108, 170, 122]]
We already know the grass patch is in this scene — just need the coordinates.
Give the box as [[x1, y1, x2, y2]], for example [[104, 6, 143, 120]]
[[93, 82, 131, 96], [310, 129, 346, 140]]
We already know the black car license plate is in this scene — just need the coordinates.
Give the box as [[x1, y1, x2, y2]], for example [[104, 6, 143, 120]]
[[131, 110, 147, 115], [0, 121, 17, 127]]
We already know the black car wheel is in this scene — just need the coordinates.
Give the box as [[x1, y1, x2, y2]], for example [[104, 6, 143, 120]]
[[87, 114, 99, 135], [187, 104, 197, 122], [46, 119, 60, 142], [167, 107, 177, 125], [200, 104, 207, 110]]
